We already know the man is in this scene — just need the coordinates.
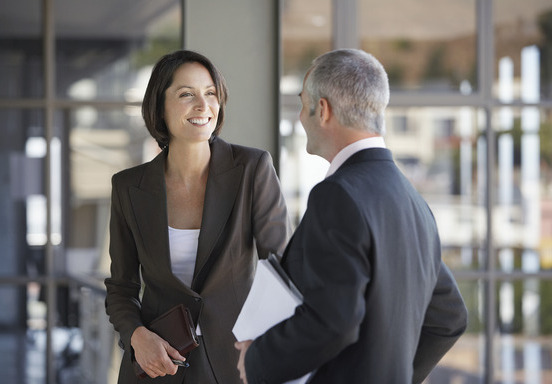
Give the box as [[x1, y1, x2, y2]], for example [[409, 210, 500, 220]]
[[235, 49, 468, 384]]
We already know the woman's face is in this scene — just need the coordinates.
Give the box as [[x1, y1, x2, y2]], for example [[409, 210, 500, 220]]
[[163, 62, 220, 144]]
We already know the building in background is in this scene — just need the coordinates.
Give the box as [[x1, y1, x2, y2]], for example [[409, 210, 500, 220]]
[[0, 0, 551, 383]]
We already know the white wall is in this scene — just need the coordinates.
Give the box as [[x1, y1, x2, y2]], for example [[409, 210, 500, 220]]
[[184, 0, 279, 158]]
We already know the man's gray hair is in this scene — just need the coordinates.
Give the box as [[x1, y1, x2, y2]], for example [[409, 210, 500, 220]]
[[304, 49, 390, 135]]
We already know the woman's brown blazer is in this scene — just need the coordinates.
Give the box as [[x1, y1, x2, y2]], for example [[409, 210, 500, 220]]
[[105, 136, 291, 383]]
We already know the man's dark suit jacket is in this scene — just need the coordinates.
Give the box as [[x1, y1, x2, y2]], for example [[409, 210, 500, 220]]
[[105, 137, 290, 384], [244, 148, 468, 384]]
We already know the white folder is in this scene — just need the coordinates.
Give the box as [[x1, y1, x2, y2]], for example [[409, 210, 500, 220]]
[[233, 253, 311, 384]]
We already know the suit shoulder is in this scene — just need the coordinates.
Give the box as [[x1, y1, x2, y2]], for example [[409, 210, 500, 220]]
[[111, 161, 149, 186], [112, 148, 164, 185], [229, 142, 267, 158], [226, 143, 273, 168], [310, 178, 353, 203]]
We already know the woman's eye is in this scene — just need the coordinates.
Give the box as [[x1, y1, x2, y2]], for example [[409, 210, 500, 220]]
[[206, 91, 217, 96], [180, 92, 193, 98]]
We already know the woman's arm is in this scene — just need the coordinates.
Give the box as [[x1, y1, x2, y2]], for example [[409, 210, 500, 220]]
[[250, 151, 292, 258], [104, 174, 144, 352]]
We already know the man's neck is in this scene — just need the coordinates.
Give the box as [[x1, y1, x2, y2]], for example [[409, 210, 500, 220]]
[[326, 127, 381, 163]]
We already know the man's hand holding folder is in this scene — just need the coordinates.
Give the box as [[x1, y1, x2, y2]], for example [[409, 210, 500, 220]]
[[233, 254, 311, 384], [233, 253, 302, 341]]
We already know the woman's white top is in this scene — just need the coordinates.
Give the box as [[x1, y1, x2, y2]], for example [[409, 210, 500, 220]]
[[168, 226, 200, 288], [168, 226, 202, 334]]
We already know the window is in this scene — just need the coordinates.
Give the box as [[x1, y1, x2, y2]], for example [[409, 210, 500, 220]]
[[279, 0, 552, 382], [0, 1, 181, 382], [359, 0, 477, 93]]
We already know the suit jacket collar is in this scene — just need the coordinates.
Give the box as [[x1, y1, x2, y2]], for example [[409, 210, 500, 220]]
[[337, 147, 393, 172], [128, 137, 243, 293]]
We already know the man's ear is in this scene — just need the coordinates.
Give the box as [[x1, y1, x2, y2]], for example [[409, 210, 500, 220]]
[[318, 97, 332, 124]]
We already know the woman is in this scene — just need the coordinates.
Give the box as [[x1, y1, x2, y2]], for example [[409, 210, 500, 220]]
[[105, 50, 291, 383]]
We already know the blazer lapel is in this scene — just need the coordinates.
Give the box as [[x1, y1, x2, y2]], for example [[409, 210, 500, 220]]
[[127, 139, 243, 293], [193, 138, 243, 291], [128, 150, 175, 280]]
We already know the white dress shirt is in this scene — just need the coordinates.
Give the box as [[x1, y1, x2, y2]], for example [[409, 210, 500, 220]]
[[326, 136, 386, 178]]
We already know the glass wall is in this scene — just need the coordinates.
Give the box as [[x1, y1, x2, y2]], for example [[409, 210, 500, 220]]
[[494, 0, 552, 100], [360, 0, 477, 93], [492, 106, 552, 383], [280, 0, 552, 382], [0, 0, 43, 99], [280, 0, 332, 223], [0, 0, 180, 382], [492, 0, 552, 382]]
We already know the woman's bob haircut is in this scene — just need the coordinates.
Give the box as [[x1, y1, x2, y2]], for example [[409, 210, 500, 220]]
[[142, 50, 229, 149]]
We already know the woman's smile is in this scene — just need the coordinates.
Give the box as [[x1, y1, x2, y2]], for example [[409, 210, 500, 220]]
[[188, 117, 211, 126]]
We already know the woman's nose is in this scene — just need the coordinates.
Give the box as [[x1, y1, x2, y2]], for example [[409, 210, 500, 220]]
[[194, 95, 207, 110]]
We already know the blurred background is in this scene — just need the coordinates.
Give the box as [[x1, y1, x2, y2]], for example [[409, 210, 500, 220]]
[[1, 0, 552, 383]]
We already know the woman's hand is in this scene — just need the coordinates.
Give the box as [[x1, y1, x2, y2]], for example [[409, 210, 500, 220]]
[[131, 326, 186, 378]]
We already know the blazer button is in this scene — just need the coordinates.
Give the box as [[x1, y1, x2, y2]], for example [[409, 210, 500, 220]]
[[194, 297, 202, 302]]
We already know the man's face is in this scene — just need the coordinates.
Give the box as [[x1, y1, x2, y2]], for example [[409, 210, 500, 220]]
[[299, 74, 320, 155]]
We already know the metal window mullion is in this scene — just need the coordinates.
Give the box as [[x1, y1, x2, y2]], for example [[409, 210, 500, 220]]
[[483, 106, 496, 384], [478, 0, 496, 383], [43, 0, 57, 383], [274, 0, 283, 171]]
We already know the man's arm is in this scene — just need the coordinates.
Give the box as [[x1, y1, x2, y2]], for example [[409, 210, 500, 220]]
[[412, 261, 468, 383], [242, 181, 371, 384]]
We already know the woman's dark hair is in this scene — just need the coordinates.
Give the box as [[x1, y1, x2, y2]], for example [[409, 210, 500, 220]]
[[142, 50, 229, 149]]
